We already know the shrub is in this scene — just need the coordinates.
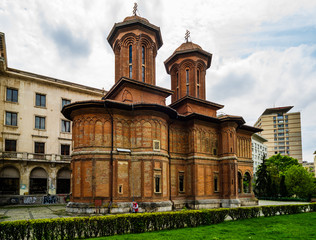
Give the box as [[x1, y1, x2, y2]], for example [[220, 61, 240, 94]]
[[1, 203, 315, 240]]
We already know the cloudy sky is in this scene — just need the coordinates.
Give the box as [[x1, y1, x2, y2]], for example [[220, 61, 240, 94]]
[[1, 0, 316, 162]]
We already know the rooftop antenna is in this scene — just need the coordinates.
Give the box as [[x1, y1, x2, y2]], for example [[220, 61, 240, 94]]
[[185, 30, 191, 43], [133, 2, 138, 16]]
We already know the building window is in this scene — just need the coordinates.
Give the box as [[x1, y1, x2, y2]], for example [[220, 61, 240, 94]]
[[34, 142, 45, 154], [35, 116, 45, 130], [179, 173, 184, 192], [62, 99, 71, 108], [154, 174, 161, 193], [142, 46, 145, 82], [5, 139, 16, 152], [6, 88, 18, 102], [36, 93, 46, 107], [197, 70, 200, 98], [61, 120, 70, 132], [129, 45, 132, 78], [214, 174, 219, 192], [186, 69, 189, 95], [5, 112, 17, 126], [118, 184, 123, 194], [176, 71, 179, 100], [61, 144, 70, 155]]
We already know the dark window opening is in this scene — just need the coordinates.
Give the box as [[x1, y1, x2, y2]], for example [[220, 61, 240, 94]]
[[214, 176, 218, 192], [154, 175, 161, 193], [34, 142, 45, 154], [61, 144, 70, 155], [179, 174, 184, 192], [5, 139, 16, 152]]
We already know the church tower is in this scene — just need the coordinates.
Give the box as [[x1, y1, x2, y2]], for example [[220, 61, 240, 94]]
[[107, 9, 162, 85], [164, 32, 212, 103]]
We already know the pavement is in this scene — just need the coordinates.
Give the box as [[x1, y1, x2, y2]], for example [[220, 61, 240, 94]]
[[0, 200, 310, 222]]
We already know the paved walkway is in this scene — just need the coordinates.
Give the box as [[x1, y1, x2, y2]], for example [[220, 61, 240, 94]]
[[0, 200, 310, 222]]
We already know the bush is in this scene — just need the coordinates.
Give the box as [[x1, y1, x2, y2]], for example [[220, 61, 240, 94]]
[[1, 203, 315, 240]]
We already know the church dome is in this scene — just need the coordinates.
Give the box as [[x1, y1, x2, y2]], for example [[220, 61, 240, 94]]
[[174, 41, 202, 53], [123, 15, 150, 24]]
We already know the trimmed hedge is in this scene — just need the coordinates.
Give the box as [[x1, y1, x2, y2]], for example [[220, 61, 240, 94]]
[[0, 203, 315, 240]]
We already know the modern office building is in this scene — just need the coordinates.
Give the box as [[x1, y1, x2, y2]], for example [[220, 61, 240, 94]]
[[254, 106, 303, 163], [0, 32, 104, 203], [251, 133, 267, 177]]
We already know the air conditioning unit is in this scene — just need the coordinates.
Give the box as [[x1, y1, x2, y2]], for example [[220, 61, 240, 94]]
[[153, 140, 160, 151]]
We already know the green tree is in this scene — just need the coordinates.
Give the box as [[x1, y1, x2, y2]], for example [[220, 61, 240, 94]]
[[266, 154, 299, 173], [284, 165, 315, 199], [254, 157, 271, 197]]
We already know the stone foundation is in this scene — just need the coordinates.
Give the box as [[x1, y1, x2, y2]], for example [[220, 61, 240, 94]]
[[66, 201, 173, 214], [240, 198, 258, 206]]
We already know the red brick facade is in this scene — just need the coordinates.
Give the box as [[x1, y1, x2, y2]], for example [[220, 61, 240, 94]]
[[62, 14, 260, 212]]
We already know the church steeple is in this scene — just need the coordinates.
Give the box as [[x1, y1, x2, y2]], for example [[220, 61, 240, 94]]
[[107, 6, 162, 85], [164, 34, 212, 103]]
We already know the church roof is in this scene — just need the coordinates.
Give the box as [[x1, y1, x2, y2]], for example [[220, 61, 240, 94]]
[[107, 15, 163, 49]]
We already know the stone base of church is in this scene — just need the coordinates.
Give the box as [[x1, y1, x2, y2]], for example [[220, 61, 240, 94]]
[[66, 200, 173, 214], [66, 197, 258, 214], [240, 197, 258, 206]]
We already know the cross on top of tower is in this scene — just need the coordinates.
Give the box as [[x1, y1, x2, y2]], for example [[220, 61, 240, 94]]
[[185, 30, 190, 42], [133, 3, 138, 16]]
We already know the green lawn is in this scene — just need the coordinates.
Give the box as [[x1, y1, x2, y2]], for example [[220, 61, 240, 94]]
[[88, 212, 316, 240]]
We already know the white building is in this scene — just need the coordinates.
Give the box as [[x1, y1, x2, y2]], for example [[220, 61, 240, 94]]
[[252, 133, 267, 177]]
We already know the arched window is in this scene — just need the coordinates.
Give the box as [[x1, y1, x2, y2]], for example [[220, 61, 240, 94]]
[[142, 46, 145, 82], [243, 172, 251, 193], [0, 166, 20, 195], [129, 45, 132, 78], [197, 69, 200, 98], [238, 172, 242, 193], [57, 168, 71, 194], [186, 69, 189, 95], [30, 167, 48, 194]]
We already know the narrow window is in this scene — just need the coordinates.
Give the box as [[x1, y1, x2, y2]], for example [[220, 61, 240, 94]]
[[61, 120, 71, 132], [179, 173, 184, 192], [34, 142, 45, 154], [176, 72, 179, 100], [35, 116, 45, 130], [118, 184, 123, 194], [5, 139, 17, 152], [36, 93, 46, 107], [62, 99, 71, 108], [5, 112, 17, 126], [61, 144, 70, 155], [6, 88, 18, 102], [129, 45, 132, 78], [197, 70, 200, 98], [154, 174, 161, 193], [142, 46, 145, 82], [186, 69, 189, 95], [214, 175, 219, 192]]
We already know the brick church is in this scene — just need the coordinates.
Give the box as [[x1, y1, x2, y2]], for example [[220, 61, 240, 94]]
[[62, 11, 261, 213]]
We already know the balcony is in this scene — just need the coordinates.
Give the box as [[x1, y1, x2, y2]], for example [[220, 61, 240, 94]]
[[0, 152, 71, 162]]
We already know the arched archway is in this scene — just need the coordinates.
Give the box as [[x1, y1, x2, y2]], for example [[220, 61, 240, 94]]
[[238, 171, 242, 194], [243, 172, 251, 193], [57, 168, 71, 194], [29, 167, 48, 194], [0, 166, 20, 195]]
